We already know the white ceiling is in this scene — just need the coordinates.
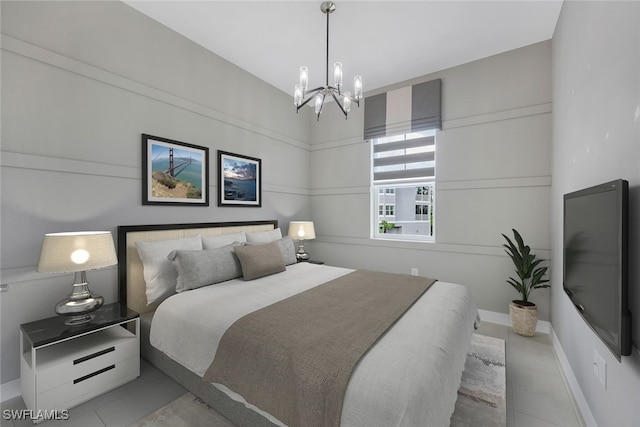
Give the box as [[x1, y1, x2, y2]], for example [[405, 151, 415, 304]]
[[123, 0, 563, 97]]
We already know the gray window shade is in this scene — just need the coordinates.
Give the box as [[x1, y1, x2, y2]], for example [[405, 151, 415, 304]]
[[412, 79, 442, 132], [373, 136, 434, 154], [373, 136, 435, 182], [364, 93, 387, 140], [364, 79, 442, 140]]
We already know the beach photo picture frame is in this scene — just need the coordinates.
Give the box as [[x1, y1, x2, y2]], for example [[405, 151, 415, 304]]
[[142, 134, 209, 206], [218, 150, 262, 207]]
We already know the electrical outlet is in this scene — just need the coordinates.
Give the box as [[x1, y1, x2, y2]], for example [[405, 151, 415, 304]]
[[598, 354, 607, 389], [593, 350, 607, 389], [411, 268, 419, 276]]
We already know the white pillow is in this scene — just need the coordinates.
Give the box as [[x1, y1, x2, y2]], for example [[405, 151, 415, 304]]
[[246, 228, 282, 243], [135, 235, 202, 305], [202, 231, 247, 249]]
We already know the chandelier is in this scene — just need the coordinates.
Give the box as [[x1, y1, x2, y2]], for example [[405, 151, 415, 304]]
[[294, 1, 362, 120]]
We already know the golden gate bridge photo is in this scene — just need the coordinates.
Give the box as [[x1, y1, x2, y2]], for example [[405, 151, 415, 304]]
[[151, 145, 203, 200]]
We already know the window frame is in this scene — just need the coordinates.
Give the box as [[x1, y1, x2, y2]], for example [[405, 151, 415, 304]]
[[370, 129, 436, 242]]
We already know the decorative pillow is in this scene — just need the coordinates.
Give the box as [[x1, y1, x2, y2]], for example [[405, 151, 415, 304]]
[[234, 241, 286, 281], [135, 235, 202, 305], [202, 232, 247, 249], [169, 242, 243, 292], [245, 228, 282, 243], [246, 237, 297, 266]]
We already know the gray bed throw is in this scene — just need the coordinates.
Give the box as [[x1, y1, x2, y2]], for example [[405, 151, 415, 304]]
[[203, 270, 436, 427]]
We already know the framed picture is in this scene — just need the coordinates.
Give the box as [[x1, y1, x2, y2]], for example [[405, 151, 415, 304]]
[[142, 134, 209, 206], [218, 150, 262, 207]]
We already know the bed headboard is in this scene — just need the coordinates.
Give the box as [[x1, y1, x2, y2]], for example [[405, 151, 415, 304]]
[[117, 220, 278, 315]]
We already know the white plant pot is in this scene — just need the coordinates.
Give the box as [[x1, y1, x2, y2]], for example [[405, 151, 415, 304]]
[[509, 301, 537, 337]]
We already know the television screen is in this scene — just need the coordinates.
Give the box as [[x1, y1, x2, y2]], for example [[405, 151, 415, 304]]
[[563, 179, 631, 360]]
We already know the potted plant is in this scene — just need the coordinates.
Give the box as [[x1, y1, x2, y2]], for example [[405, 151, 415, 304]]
[[502, 229, 550, 336], [380, 220, 395, 233]]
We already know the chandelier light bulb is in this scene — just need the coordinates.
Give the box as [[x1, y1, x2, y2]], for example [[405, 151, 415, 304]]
[[343, 91, 351, 113], [299, 66, 309, 91], [354, 75, 363, 100], [294, 85, 304, 106], [315, 94, 324, 115], [334, 62, 343, 88]]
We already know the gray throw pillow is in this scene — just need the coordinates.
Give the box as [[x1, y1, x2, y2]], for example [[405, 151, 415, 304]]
[[246, 237, 297, 266], [168, 242, 243, 292], [234, 241, 286, 281]]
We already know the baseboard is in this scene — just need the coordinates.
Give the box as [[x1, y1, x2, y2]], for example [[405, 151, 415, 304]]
[[477, 309, 551, 334], [1, 378, 21, 403], [549, 328, 596, 427]]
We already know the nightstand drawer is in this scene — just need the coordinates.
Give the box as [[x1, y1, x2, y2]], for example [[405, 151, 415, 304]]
[[35, 328, 139, 394], [37, 355, 139, 411]]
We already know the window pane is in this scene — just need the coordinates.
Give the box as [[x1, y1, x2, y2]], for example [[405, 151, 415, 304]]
[[374, 183, 434, 239]]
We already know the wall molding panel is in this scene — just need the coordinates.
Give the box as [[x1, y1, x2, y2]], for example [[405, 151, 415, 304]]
[[1, 34, 311, 152], [1, 152, 311, 197]]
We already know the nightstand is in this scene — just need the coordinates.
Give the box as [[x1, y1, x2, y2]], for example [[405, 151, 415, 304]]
[[298, 259, 325, 265], [20, 303, 140, 422]]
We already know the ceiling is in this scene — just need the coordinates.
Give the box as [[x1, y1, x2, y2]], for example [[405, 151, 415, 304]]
[[123, 0, 563, 97]]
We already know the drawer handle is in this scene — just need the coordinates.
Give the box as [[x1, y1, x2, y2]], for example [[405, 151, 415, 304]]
[[74, 364, 115, 384], [74, 346, 115, 365]]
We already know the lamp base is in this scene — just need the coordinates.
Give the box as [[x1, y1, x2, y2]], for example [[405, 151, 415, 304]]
[[55, 272, 104, 326], [295, 241, 310, 261], [61, 313, 96, 326]]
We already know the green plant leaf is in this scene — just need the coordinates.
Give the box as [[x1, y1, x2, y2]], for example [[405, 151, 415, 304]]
[[502, 229, 549, 303]]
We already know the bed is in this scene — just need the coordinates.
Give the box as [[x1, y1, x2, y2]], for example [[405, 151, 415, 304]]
[[117, 220, 479, 427]]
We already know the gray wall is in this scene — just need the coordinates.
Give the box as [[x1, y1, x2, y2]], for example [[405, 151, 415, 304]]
[[551, 1, 640, 426], [309, 41, 553, 321], [0, 1, 313, 385]]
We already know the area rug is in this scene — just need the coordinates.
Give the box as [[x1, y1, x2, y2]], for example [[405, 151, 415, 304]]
[[129, 392, 235, 427], [131, 333, 506, 427], [450, 333, 507, 427]]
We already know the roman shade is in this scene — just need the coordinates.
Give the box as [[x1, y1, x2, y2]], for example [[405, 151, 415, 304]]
[[364, 79, 442, 140], [373, 135, 435, 181]]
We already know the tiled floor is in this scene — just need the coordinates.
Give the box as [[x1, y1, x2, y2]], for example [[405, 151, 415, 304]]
[[2, 321, 584, 427], [476, 321, 584, 427]]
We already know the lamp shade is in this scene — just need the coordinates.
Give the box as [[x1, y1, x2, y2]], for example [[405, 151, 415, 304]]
[[37, 231, 117, 273], [288, 221, 316, 240]]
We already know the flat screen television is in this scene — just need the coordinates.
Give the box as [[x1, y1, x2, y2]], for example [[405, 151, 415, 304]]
[[563, 179, 631, 360]]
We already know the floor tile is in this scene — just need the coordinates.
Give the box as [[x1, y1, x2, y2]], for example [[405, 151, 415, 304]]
[[515, 411, 565, 427], [97, 364, 186, 426], [510, 360, 581, 427], [476, 321, 509, 340], [507, 334, 559, 375]]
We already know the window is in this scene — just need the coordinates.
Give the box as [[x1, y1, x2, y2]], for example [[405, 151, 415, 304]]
[[372, 130, 435, 241]]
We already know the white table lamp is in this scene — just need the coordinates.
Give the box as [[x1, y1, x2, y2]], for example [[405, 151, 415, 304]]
[[37, 231, 117, 325], [288, 221, 316, 261]]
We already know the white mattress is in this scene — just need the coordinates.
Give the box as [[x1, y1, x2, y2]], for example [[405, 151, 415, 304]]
[[150, 263, 478, 426]]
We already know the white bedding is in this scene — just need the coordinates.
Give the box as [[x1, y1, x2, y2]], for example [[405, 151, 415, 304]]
[[150, 263, 478, 427]]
